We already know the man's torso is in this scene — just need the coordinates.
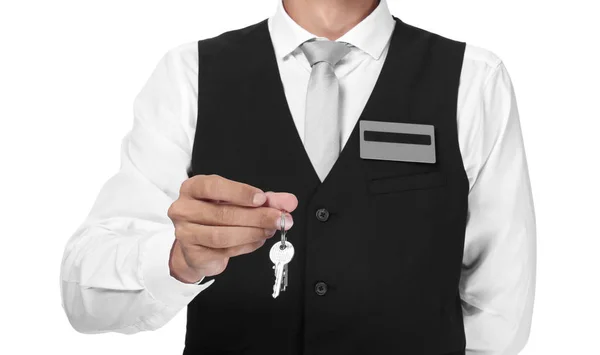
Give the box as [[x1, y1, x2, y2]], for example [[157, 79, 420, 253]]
[[183, 16, 469, 355]]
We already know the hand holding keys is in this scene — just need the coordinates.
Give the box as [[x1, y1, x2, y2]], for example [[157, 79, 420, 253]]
[[168, 174, 297, 284], [270, 213, 294, 298]]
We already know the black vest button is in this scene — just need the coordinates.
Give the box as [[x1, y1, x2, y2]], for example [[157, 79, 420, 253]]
[[315, 208, 330, 222], [314, 281, 328, 296]]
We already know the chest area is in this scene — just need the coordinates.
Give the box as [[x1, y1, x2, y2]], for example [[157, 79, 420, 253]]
[[190, 22, 468, 197], [278, 50, 383, 146]]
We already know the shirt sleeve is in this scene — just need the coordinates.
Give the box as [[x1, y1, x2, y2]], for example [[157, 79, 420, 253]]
[[59, 41, 214, 334], [459, 60, 537, 354]]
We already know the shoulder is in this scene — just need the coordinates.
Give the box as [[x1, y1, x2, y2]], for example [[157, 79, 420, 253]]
[[158, 40, 199, 73], [149, 19, 267, 86], [461, 43, 505, 88], [464, 43, 503, 68], [155, 17, 263, 70], [399, 18, 504, 78], [416, 23, 505, 79], [196, 19, 266, 55]]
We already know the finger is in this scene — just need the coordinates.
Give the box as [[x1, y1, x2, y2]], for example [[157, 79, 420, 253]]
[[177, 222, 277, 249], [262, 191, 299, 213], [173, 198, 293, 230], [183, 240, 268, 267], [181, 174, 267, 207], [193, 258, 230, 278]]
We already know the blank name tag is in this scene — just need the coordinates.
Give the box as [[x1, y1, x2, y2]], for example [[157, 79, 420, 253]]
[[359, 120, 436, 163]]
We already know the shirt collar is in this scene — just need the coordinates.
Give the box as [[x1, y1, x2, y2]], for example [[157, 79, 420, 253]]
[[269, 0, 396, 61]]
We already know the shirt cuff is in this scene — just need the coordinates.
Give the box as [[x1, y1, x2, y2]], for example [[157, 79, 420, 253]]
[[140, 228, 214, 308]]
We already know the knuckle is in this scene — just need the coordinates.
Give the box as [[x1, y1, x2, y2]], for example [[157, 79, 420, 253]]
[[179, 177, 193, 195], [167, 201, 185, 221]]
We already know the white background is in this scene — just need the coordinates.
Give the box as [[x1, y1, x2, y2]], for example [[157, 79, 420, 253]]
[[1, 1, 598, 354]]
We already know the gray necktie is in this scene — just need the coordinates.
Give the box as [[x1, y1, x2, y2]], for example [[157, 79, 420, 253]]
[[300, 39, 351, 181]]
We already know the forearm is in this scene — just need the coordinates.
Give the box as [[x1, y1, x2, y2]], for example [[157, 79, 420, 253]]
[[60, 217, 211, 334]]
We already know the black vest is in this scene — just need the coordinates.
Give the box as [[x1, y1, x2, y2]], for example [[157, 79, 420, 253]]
[[185, 15, 469, 355]]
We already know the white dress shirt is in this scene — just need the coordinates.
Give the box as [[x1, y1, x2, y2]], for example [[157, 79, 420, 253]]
[[60, 0, 536, 353]]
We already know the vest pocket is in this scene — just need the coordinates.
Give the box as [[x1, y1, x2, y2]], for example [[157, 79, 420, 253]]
[[368, 170, 447, 194]]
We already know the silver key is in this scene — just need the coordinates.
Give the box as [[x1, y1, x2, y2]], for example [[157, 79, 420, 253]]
[[282, 263, 288, 291], [270, 241, 294, 298]]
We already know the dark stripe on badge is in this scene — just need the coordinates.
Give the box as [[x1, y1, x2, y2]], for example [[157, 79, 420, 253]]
[[363, 131, 432, 145]]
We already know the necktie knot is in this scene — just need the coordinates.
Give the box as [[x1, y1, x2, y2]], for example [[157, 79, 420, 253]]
[[300, 39, 351, 68]]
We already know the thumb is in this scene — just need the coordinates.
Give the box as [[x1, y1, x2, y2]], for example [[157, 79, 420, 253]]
[[262, 191, 298, 213]]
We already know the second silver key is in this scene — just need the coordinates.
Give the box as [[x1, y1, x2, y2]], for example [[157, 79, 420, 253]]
[[270, 241, 294, 298]]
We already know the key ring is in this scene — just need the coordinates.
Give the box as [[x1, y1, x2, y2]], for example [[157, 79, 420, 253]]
[[279, 212, 287, 250]]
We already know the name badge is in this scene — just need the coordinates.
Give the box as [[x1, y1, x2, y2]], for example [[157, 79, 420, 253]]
[[359, 120, 436, 163]]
